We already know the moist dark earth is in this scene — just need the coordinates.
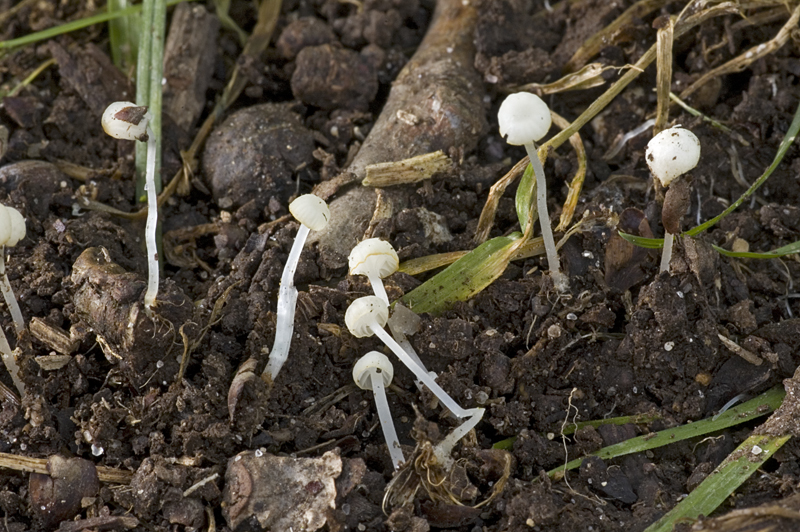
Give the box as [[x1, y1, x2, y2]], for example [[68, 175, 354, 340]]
[[1, 0, 800, 531]]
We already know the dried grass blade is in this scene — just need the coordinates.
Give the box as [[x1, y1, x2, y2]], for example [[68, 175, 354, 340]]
[[653, 16, 674, 134]]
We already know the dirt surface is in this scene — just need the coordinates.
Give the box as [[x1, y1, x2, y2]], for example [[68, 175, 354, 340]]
[[1, 0, 800, 530]]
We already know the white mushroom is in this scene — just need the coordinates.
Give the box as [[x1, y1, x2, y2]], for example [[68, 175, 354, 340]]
[[101, 101, 159, 314], [262, 194, 331, 383], [353, 351, 404, 469], [345, 296, 470, 419], [498, 92, 567, 291], [645, 127, 701, 273], [348, 238, 398, 305]]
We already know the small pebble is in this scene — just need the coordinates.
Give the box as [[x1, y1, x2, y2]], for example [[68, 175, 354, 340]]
[[664, 341, 675, 351]]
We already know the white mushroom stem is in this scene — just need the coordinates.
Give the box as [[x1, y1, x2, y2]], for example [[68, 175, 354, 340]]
[[433, 407, 484, 468], [0, 327, 23, 396], [524, 144, 565, 288], [354, 352, 404, 470], [369, 325, 471, 419], [263, 223, 311, 381], [369, 369, 404, 469], [367, 272, 389, 305], [143, 126, 159, 315], [0, 250, 23, 335], [660, 231, 674, 273]]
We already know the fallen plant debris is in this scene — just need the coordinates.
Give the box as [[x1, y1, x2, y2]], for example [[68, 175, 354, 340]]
[[0, 0, 799, 530]]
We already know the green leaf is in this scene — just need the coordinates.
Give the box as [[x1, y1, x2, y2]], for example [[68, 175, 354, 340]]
[[0, 0, 190, 51], [401, 234, 522, 315], [107, 0, 139, 70], [618, 231, 664, 249], [644, 433, 791, 532], [686, 100, 800, 237], [515, 163, 536, 232], [713, 240, 800, 259], [546, 386, 785, 480]]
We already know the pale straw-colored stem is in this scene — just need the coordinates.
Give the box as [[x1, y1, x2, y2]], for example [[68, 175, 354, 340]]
[[367, 272, 389, 306], [433, 407, 484, 467], [660, 231, 674, 273]]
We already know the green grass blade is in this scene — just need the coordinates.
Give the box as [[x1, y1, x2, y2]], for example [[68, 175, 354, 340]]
[[685, 100, 800, 237], [713, 240, 800, 259], [644, 433, 791, 532], [0, 0, 189, 51], [401, 234, 522, 315], [107, 0, 139, 70], [618, 231, 664, 249], [515, 163, 536, 231], [546, 386, 785, 480]]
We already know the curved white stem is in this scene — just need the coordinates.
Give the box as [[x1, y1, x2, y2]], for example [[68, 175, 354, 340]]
[[0, 251, 24, 335], [433, 407, 484, 467], [0, 326, 23, 396], [370, 325, 470, 419], [660, 231, 674, 273], [370, 371, 404, 469], [263, 224, 310, 381], [143, 127, 159, 315]]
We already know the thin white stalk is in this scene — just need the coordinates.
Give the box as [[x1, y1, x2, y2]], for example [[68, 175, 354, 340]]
[[0, 252, 23, 335], [263, 224, 311, 381], [367, 272, 389, 306], [371, 325, 470, 419], [524, 144, 567, 290], [660, 231, 674, 273], [370, 371, 404, 469], [143, 127, 159, 315], [0, 326, 23, 396], [433, 407, 484, 467]]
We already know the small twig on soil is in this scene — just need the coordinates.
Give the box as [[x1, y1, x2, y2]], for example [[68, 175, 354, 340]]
[[0, 452, 133, 484]]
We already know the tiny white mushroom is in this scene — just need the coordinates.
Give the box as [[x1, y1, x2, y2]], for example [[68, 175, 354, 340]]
[[353, 351, 404, 469], [498, 92, 567, 291], [646, 127, 701, 273], [101, 101, 159, 314], [345, 296, 471, 419], [433, 407, 485, 468], [348, 238, 398, 305], [262, 194, 330, 383], [0, 205, 25, 396]]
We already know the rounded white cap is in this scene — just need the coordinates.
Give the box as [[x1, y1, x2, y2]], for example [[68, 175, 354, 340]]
[[0, 206, 11, 246], [5, 207, 25, 247], [345, 296, 389, 338], [289, 194, 330, 231], [646, 127, 701, 187], [353, 351, 394, 389], [498, 92, 552, 146], [349, 238, 399, 279], [101, 101, 149, 141]]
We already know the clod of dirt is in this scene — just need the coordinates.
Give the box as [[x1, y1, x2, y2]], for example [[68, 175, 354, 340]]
[[276, 17, 336, 60], [202, 103, 314, 210], [223, 449, 342, 531], [0, 160, 69, 219], [69, 247, 194, 388], [662, 176, 692, 234], [291, 44, 379, 111], [28, 455, 99, 529]]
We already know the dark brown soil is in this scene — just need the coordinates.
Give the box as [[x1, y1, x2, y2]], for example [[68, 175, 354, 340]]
[[1, 0, 800, 531]]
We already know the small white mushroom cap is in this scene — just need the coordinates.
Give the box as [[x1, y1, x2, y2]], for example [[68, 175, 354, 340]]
[[101, 101, 150, 141], [0, 206, 11, 246], [646, 127, 701, 187], [498, 92, 552, 146], [349, 238, 399, 279], [5, 207, 25, 247], [289, 194, 330, 231], [345, 296, 389, 338], [353, 351, 394, 390]]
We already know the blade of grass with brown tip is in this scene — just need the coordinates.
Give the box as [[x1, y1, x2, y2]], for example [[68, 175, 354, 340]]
[[644, 433, 791, 532]]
